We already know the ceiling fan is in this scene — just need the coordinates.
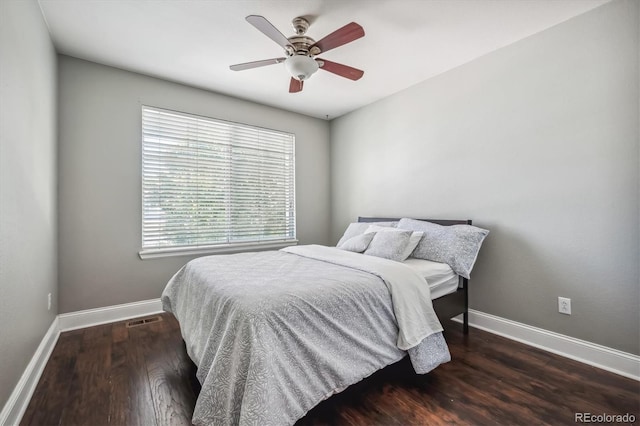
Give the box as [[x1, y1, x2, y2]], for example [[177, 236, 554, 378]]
[[230, 15, 365, 93]]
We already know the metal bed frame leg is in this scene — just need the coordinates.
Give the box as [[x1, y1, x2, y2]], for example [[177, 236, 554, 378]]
[[463, 277, 469, 334]]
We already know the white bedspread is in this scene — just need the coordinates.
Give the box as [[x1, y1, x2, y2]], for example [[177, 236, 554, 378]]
[[162, 245, 450, 426], [282, 245, 443, 349]]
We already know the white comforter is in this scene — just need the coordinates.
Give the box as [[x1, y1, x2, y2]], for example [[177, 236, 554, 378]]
[[281, 245, 444, 349], [162, 245, 451, 426]]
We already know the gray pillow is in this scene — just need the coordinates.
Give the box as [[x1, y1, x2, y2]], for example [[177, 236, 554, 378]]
[[336, 221, 397, 246], [397, 218, 489, 279], [337, 232, 375, 253], [364, 225, 424, 261], [364, 230, 413, 261]]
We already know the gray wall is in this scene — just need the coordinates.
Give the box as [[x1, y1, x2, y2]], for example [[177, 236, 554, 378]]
[[331, 0, 639, 355], [0, 0, 58, 408], [58, 56, 331, 313]]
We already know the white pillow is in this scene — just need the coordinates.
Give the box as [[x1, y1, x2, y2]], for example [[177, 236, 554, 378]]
[[337, 232, 375, 253], [336, 221, 397, 246], [364, 230, 413, 261], [397, 218, 489, 278], [365, 225, 424, 261]]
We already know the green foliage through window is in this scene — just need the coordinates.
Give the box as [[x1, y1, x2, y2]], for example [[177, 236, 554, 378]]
[[141, 106, 295, 249]]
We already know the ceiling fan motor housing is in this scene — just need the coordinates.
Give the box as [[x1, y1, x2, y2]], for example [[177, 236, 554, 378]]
[[288, 17, 321, 56]]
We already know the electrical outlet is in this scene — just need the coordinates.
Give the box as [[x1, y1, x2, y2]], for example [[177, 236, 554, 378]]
[[558, 297, 571, 315], [47, 293, 52, 311]]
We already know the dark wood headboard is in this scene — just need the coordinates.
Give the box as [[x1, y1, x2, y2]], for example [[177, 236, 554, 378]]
[[358, 217, 472, 226]]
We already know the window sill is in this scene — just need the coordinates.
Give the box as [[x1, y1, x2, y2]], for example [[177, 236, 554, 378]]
[[139, 240, 298, 260]]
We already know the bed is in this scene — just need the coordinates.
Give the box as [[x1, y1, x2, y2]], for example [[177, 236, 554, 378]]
[[161, 217, 488, 426]]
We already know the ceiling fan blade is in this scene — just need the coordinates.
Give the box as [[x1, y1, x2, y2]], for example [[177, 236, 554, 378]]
[[318, 59, 364, 81], [311, 22, 364, 54], [246, 15, 292, 50], [230, 57, 286, 71], [289, 78, 303, 93]]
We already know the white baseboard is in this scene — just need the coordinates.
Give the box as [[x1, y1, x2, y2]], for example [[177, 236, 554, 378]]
[[453, 309, 640, 381], [0, 317, 60, 426], [58, 298, 163, 332], [1, 299, 164, 426], [3, 302, 638, 426]]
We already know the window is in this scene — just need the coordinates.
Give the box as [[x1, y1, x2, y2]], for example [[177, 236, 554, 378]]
[[140, 106, 296, 258]]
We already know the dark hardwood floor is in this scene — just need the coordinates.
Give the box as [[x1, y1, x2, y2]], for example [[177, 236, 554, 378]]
[[22, 313, 639, 426]]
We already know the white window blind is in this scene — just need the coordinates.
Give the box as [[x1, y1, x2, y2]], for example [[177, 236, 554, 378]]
[[141, 106, 295, 255]]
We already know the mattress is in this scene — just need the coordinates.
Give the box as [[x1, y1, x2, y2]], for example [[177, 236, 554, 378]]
[[402, 258, 460, 300]]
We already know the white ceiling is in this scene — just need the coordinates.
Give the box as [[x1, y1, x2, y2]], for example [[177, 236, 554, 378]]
[[38, 0, 610, 120]]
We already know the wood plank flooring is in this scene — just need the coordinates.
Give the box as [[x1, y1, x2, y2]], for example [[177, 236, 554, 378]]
[[22, 313, 639, 425]]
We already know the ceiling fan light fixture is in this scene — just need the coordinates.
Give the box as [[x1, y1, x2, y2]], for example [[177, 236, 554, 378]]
[[285, 55, 319, 81], [231, 16, 365, 93]]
